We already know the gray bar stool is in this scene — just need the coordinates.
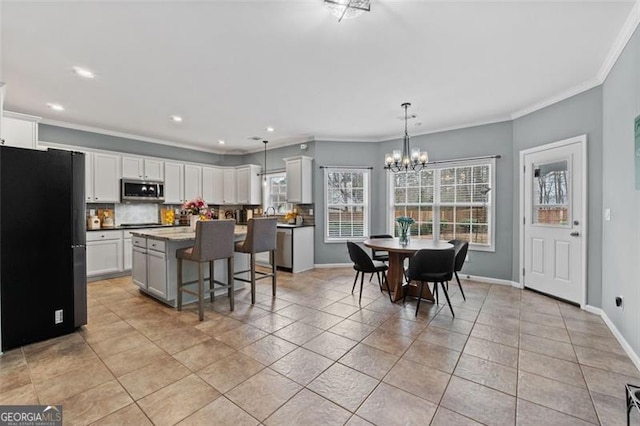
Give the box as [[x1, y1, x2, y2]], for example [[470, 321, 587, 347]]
[[234, 217, 277, 304], [176, 219, 236, 321]]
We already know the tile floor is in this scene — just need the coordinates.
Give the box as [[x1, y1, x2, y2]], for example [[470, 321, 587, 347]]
[[1, 268, 640, 425]]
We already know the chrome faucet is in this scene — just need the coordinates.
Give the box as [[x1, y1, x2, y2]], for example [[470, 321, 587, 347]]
[[264, 206, 276, 217]]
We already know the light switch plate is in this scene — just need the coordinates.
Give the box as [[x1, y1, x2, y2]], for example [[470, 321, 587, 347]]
[[55, 310, 63, 324], [605, 208, 611, 221]]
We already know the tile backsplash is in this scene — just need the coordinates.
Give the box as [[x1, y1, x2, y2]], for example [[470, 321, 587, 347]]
[[114, 203, 159, 226]]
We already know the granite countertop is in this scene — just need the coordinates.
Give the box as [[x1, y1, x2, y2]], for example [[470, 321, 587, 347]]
[[131, 225, 248, 242], [87, 224, 180, 232], [276, 223, 315, 228]]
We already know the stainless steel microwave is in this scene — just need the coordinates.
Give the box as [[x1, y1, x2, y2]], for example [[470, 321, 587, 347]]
[[121, 179, 165, 202]]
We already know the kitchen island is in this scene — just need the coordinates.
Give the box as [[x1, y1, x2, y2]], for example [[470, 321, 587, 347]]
[[130, 225, 249, 307]]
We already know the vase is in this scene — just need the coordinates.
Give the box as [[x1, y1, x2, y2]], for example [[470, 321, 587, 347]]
[[398, 226, 410, 246], [190, 215, 199, 231]]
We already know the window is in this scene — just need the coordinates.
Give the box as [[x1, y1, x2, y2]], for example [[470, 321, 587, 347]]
[[325, 168, 370, 242], [262, 172, 292, 214], [389, 159, 495, 251]]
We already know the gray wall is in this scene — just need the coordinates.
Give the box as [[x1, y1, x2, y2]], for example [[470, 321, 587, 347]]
[[39, 124, 225, 164], [378, 122, 515, 280], [312, 141, 381, 264], [601, 26, 640, 355], [512, 86, 603, 307]]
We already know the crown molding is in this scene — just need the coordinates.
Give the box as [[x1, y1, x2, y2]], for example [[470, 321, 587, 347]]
[[38, 118, 227, 155], [240, 135, 316, 154], [511, 0, 640, 120], [510, 77, 601, 120], [598, 0, 640, 82], [4, 110, 41, 122]]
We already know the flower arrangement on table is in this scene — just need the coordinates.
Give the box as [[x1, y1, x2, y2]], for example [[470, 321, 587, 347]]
[[396, 216, 415, 245], [182, 197, 213, 220]]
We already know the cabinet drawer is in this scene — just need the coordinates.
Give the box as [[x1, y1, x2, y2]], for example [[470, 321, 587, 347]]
[[87, 230, 122, 241], [147, 239, 166, 253], [132, 236, 147, 248]]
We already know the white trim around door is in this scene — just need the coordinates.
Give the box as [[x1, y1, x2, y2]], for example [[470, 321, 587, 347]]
[[519, 135, 588, 307]]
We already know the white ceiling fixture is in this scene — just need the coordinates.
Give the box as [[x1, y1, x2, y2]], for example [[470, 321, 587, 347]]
[[170, 115, 183, 123], [47, 103, 64, 111], [324, 0, 370, 23], [266, 126, 275, 133], [72, 66, 95, 79], [2, 2, 637, 154], [218, 139, 225, 145]]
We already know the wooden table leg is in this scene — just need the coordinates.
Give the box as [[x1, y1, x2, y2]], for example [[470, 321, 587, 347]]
[[387, 252, 434, 302], [387, 252, 405, 302]]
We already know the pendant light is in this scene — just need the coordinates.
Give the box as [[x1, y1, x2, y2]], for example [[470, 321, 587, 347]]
[[384, 102, 429, 172], [263, 140, 268, 186]]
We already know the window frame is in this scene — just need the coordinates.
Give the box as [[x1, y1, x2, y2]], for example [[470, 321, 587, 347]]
[[262, 171, 293, 215], [387, 158, 496, 252], [324, 168, 371, 243]]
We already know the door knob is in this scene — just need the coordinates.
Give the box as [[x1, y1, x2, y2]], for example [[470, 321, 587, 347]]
[[570, 231, 580, 237]]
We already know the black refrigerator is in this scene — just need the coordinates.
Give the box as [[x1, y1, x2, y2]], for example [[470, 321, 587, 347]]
[[0, 146, 87, 351]]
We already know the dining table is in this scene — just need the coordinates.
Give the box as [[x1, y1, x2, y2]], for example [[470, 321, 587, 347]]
[[362, 238, 454, 302]]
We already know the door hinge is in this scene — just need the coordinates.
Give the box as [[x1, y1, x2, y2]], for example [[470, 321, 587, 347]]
[[523, 165, 525, 173], [522, 268, 525, 277], [523, 217, 525, 225]]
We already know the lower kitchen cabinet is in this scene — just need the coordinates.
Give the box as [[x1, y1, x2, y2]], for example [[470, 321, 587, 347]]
[[87, 231, 123, 276], [132, 245, 147, 288], [123, 237, 132, 270], [146, 249, 167, 298]]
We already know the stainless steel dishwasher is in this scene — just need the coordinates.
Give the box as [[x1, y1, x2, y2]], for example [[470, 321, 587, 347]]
[[276, 228, 293, 270]]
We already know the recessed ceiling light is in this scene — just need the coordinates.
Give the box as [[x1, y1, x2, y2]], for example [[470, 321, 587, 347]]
[[266, 126, 275, 132], [73, 66, 95, 79], [47, 103, 64, 111], [218, 140, 226, 145], [170, 115, 183, 123]]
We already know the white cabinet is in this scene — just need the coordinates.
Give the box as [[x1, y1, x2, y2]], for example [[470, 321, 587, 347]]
[[184, 164, 202, 203], [122, 156, 164, 180], [1, 112, 39, 149], [85, 152, 94, 202], [0, 83, 5, 142], [90, 153, 121, 203], [285, 156, 313, 204], [202, 166, 215, 204], [236, 165, 261, 205], [123, 238, 133, 270], [87, 231, 123, 277], [223, 168, 237, 204], [132, 246, 147, 288], [145, 159, 164, 180], [164, 162, 184, 204], [203, 166, 224, 205], [130, 236, 167, 298], [147, 250, 167, 298]]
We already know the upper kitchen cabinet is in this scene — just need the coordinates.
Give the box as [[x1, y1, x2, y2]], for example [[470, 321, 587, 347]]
[[285, 156, 313, 204], [164, 161, 184, 204], [122, 156, 164, 181], [88, 152, 121, 203], [1, 112, 40, 149], [222, 168, 237, 204], [0, 84, 5, 141], [236, 165, 261, 205], [202, 166, 224, 205], [184, 164, 202, 203]]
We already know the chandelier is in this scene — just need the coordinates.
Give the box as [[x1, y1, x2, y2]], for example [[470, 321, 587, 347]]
[[324, 0, 370, 22], [384, 103, 429, 173]]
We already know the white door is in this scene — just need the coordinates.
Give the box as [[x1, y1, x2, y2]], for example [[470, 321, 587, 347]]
[[522, 137, 585, 304]]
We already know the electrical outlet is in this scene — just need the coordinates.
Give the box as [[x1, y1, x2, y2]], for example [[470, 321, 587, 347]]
[[309, 208, 314, 216], [605, 208, 611, 221], [465, 254, 470, 262], [55, 310, 63, 324]]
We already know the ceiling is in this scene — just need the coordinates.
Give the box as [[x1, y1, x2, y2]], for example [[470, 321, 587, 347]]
[[1, 0, 636, 154]]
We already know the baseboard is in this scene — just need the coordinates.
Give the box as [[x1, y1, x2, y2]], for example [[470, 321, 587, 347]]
[[584, 305, 640, 372], [463, 274, 522, 288], [313, 263, 353, 268]]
